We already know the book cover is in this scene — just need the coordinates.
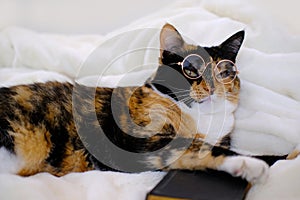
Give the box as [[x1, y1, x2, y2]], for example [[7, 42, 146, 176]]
[[146, 169, 249, 200]]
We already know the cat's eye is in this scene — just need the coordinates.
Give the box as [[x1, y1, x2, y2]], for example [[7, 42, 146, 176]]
[[179, 54, 206, 79], [214, 60, 238, 84]]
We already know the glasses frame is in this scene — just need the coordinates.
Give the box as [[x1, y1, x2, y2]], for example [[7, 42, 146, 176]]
[[213, 59, 238, 84], [178, 54, 205, 80], [177, 54, 238, 84]]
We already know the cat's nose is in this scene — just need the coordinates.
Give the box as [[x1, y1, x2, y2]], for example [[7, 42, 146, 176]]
[[205, 86, 214, 95], [203, 87, 214, 95]]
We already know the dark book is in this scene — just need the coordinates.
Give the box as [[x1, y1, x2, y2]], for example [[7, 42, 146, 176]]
[[146, 170, 250, 200]]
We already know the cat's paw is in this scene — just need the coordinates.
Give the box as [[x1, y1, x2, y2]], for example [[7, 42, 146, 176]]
[[218, 156, 269, 183]]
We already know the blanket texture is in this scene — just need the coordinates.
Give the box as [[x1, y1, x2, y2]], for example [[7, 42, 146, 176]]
[[0, 0, 300, 199]]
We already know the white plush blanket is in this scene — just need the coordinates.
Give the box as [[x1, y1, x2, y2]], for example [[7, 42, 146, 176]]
[[1, 0, 300, 199]]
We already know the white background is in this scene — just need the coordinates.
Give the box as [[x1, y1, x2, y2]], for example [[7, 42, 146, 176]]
[[0, 0, 299, 35]]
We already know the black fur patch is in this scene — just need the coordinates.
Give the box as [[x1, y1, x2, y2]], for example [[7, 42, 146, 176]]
[[0, 127, 15, 153], [220, 135, 231, 147], [211, 145, 237, 157], [0, 88, 17, 153], [255, 155, 287, 166]]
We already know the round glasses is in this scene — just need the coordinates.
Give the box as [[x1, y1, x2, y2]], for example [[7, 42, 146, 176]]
[[178, 54, 238, 84]]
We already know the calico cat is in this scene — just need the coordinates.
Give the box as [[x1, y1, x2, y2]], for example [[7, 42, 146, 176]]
[[0, 24, 278, 183]]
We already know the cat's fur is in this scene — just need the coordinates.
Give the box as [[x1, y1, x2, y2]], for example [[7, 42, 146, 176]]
[[0, 24, 278, 182]]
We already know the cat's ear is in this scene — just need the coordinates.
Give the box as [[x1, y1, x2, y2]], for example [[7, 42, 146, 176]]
[[219, 30, 245, 61], [160, 23, 185, 56]]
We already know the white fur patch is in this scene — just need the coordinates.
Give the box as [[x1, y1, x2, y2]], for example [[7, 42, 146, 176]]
[[218, 156, 269, 183], [0, 148, 22, 174], [179, 94, 237, 144]]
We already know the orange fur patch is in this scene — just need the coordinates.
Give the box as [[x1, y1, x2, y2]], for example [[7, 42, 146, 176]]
[[12, 86, 34, 110]]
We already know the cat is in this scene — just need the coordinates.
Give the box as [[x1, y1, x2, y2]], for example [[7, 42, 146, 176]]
[[0, 23, 284, 183]]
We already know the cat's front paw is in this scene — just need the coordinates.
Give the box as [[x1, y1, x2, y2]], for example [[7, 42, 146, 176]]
[[218, 156, 269, 183]]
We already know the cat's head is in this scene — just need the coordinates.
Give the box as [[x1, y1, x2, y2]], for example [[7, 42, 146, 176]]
[[149, 23, 244, 108]]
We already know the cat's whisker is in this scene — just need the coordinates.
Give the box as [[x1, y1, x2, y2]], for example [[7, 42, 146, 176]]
[[176, 96, 195, 105], [165, 85, 189, 91], [166, 92, 191, 97], [183, 98, 194, 105], [168, 90, 190, 93], [150, 82, 190, 92], [173, 95, 192, 99]]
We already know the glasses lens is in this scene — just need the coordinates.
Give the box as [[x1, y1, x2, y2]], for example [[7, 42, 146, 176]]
[[214, 60, 237, 84], [182, 55, 206, 79]]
